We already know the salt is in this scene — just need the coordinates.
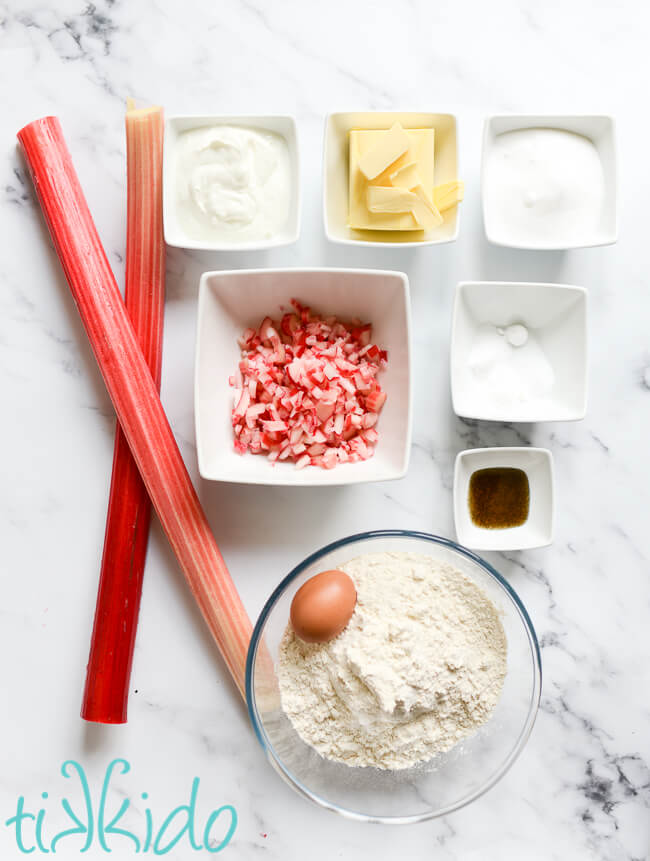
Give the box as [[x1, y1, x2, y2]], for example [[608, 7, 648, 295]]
[[465, 323, 554, 413]]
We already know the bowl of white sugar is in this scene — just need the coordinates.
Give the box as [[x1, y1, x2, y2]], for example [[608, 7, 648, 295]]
[[481, 115, 617, 250], [245, 530, 541, 823]]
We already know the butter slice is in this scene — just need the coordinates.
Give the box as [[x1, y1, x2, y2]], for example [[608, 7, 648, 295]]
[[367, 186, 418, 213], [433, 181, 464, 212], [390, 161, 421, 190], [411, 184, 443, 229], [349, 128, 434, 230], [358, 122, 410, 180]]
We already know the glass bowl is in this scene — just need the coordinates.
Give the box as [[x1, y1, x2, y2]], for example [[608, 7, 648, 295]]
[[245, 530, 541, 823]]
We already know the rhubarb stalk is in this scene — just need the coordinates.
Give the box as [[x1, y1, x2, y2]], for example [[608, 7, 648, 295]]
[[81, 103, 165, 724], [18, 117, 252, 699]]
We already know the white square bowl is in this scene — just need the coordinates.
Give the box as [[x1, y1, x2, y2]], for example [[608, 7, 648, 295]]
[[195, 268, 412, 485], [323, 111, 460, 247], [451, 281, 588, 422], [163, 115, 301, 251], [482, 115, 617, 249], [454, 447, 555, 551]]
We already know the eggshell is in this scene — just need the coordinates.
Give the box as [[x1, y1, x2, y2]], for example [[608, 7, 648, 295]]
[[290, 569, 357, 644]]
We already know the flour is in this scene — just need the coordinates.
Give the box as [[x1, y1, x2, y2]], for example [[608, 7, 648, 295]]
[[277, 552, 507, 770]]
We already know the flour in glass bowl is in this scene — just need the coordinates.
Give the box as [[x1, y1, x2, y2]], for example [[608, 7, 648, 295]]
[[278, 552, 507, 770]]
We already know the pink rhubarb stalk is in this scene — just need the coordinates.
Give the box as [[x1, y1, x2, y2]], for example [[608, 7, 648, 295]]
[[81, 103, 166, 724], [18, 116, 252, 699]]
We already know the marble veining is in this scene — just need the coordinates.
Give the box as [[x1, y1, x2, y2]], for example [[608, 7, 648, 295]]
[[2, 0, 650, 859]]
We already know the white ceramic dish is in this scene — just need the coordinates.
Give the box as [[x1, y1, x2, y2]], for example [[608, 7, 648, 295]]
[[481, 115, 617, 250], [454, 448, 555, 551], [323, 112, 459, 247], [163, 114, 301, 251], [195, 268, 412, 485], [450, 281, 588, 422]]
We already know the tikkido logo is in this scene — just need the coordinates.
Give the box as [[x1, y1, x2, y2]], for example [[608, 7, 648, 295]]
[[4, 759, 237, 855]]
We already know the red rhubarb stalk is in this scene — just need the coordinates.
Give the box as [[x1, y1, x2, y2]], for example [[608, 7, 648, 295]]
[[18, 117, 252, 699], [81, 103, 166, 724]]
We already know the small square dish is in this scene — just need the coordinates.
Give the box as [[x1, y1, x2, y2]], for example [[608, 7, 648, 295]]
[[323, 112, 459, 247], [163, 115, 301, 251], [451, 281, 588, 422], [195, 268, 412, 485], [454, 447, 555, 551], [482, 115, 617, 249]]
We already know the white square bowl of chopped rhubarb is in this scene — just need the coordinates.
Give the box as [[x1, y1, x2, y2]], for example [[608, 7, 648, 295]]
[[195, 268, 412, 485]]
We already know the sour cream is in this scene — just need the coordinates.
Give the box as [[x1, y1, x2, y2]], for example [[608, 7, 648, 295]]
[[484, 128, 606, 247], [175, 125, 291, 243]]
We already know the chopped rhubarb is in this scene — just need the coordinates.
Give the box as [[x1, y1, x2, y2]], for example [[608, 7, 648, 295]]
[[230, 301, 388, 469], [18, 116, 252, 699], [81, 102, 165, 724]]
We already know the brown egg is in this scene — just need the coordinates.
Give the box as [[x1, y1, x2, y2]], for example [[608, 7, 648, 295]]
[[290, 569, 357, 644]]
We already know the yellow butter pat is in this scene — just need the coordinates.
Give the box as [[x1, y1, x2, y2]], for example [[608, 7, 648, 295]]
[[367, 186, 418, 213], [411, 184, 443, 229], [433, 181, 465, 212], [390, 161, 421, 190], [358, 122, 410, 180], [349, 127, 434, 230]]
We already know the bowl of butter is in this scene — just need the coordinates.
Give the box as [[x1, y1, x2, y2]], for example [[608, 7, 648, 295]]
[[323, 111, 462, 246]]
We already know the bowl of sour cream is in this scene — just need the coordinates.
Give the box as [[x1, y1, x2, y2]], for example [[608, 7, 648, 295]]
[[163, 114, 300, 250], [481, 115, 617, 250]]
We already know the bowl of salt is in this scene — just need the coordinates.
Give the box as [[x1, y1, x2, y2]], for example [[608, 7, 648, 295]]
[[450, 281, 588, 423]]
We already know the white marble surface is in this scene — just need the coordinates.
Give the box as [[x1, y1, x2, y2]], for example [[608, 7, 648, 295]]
[[2, 0, 650, 858]]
